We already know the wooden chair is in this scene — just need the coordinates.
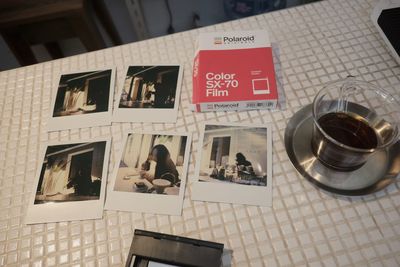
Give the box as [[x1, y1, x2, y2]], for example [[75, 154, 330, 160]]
[[0, 0, 122, 66]]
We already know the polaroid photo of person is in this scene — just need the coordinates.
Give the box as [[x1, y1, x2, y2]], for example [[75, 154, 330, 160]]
[[105, 131, 191, 215], [25, 138, 111, 224], [113, 65, 183, 123], [47, 68, 116, 131], [191, 123, 272, 206]]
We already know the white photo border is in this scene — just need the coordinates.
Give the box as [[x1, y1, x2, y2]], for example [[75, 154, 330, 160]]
[[105, 131, 192, 215], [191, 122, 273, 207], [112, 64, 183, 123], [47, 68, 116, 131], [25, 137, 112, 224]]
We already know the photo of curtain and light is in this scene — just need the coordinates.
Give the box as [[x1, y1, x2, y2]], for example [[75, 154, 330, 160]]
[[35, 141, 107, 204]]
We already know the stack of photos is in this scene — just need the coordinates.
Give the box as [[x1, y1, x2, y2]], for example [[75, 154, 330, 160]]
[[113, 65, 183, 123], [105, 132, 191, 215], [192, 123, 272, 206], [25, 138, 111, 224], [47, 69, 115, 131]]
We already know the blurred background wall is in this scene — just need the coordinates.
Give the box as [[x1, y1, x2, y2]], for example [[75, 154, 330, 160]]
[[0, 0, 316, 71]]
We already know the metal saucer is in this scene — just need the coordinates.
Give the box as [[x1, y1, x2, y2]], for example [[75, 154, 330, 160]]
[[284, 104, 400, 196]]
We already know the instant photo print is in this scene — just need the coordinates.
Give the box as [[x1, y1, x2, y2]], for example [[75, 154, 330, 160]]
[[113, 65, 183, 123], [125, 229, 224, 267], [25, 138, 111, 224], [47, 68, 116, 131], [105, 131, 191, 215], [192, 123, 272, 206]]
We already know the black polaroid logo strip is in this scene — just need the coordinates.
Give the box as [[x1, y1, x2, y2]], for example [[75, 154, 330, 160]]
[[222, 35, 255, 44]]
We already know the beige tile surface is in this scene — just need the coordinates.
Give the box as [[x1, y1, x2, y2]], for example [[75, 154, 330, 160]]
[[0, 0, 399, 266]]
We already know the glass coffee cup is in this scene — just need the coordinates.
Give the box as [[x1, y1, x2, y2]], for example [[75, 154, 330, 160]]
[[311, 77, 400, 171]]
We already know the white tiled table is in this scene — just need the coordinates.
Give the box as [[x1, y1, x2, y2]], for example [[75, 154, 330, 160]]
[[1, 0, 399, 266]]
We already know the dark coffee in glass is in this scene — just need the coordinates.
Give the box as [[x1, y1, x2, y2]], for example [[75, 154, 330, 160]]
[[317, 112, 378, 150], [311, 78, 400, 172]]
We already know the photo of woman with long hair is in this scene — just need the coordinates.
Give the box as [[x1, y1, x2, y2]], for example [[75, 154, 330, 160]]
[[105, 132, 190, 215], [140, 144, 179, 185], [113, 133, 188, 195]]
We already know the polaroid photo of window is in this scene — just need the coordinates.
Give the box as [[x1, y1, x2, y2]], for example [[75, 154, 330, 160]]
[[191, 123, 272, 206], [113, 65, 183, 123], [25, 138, 111, 224], [47, 68, 116, 131], [105, 131, 191, 215]]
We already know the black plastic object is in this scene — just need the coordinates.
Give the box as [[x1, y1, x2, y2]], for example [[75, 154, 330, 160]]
[[126, 229, 224, 267], [378, 7, 400, 56]]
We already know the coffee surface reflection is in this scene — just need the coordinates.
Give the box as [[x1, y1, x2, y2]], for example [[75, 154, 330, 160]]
[[317, 112, 378, 150]]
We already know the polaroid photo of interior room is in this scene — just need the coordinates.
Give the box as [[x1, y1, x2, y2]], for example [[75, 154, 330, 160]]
[[199, 124, 270, 186], [105, 132, 191, 215], [192, 123, 272, 206], [26, 139, 111, 224], [113, 65, 183, 123], [47, 69, 115, 131]]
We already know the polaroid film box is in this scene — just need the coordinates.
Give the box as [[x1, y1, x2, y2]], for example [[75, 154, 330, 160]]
[[192, 30, 278, 112]]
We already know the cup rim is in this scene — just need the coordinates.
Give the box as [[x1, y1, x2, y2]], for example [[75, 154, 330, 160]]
[[312, 78, 400, 152]]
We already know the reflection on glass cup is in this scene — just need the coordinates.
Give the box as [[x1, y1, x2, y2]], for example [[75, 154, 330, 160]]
[[311, 77, 400, 171]]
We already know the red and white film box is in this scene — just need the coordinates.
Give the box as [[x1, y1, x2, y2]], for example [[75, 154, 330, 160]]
[[192, 30, 278, 112]]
